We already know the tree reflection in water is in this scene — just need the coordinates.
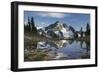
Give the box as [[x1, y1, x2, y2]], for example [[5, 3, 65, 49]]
[[80, 40, 90, 59], [24, 39, 90, 61]]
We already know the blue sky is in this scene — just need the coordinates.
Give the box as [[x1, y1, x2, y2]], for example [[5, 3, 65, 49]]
[[24, 11, 90, 31]]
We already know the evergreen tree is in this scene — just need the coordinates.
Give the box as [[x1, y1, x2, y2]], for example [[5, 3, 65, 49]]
[[86, 23, 90, 35], [31, 16, 37, 32], [80, 27, 83, 37], [28, 17, 31, 31], [31, 17, 35, 27], [28, 17, 30, 25]]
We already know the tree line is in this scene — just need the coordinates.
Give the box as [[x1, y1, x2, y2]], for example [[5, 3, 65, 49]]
[[80, 23, 90, 37], [24, 16, 37, 33]]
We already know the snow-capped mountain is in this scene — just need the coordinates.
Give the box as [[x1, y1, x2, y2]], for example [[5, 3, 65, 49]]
[[37, 21, 77, 39], [36, 26, 43, 30]]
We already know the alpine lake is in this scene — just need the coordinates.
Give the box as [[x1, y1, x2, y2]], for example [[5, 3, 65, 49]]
[[24, 33, 90, 62]]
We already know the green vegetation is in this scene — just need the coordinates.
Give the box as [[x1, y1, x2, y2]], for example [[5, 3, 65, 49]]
[[24, 16, 37, 33], [24, 51, 48, 61], [80, 53, 90, 59]]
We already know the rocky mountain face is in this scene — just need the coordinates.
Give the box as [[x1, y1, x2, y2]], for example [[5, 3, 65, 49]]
[[38, 21, 77, 39]]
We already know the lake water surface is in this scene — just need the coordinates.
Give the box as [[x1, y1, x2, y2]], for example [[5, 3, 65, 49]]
[[24, 39, 90, 61]]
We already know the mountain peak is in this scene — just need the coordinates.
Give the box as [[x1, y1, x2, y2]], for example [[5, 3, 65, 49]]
[[38, 21, 76, 39], [45, 21, 68, 31]]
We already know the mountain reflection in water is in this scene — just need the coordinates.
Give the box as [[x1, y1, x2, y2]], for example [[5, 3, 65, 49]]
[[24, 39, 90, 61]]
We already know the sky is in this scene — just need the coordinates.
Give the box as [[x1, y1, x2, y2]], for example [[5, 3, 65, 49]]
[[24, 11, 90, 31]]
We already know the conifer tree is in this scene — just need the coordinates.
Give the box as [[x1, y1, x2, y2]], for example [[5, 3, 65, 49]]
[[31, 16, 37, 32], [80, 27, 83, 37], [86, 23, 90, 35], [28, 17, 31, 31]]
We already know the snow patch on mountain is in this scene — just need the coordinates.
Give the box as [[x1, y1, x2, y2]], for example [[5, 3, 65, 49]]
[[37, 21, 77, 39]]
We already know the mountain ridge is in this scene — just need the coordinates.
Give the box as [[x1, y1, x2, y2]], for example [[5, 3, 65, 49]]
[[37, 21, 77, 39]]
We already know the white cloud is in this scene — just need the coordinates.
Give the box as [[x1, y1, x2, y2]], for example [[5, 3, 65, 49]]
[[37, 12, 67, 18]]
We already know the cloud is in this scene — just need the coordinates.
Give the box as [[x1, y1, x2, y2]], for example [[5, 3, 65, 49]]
[[37, 12, 67, 18]]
